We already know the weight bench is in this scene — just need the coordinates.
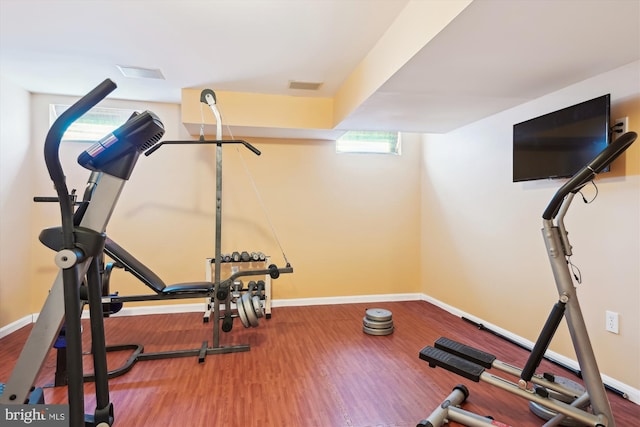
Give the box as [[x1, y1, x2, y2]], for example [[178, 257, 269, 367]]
[[101, 237, 213, 302], [50, 234, 289, 385]]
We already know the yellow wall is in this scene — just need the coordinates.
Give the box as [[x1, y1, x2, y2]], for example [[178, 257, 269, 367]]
[[181, 89, 334, 131], [611, 95, 640, 176], [22, 93, 422, 314]]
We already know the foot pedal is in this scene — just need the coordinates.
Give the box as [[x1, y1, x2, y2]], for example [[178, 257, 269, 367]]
[[419, 346, 485, 382], [434, 337, 496, 368]]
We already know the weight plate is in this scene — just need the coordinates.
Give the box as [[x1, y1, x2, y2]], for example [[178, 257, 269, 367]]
[[251, 295, 264, 318], [236, 297, 250, 328], [363, 325, 394, 336], [365, 308, 392, 322], [241, 293, 259, 327], [537, 377, 586, 404], [362, 316, 394, 329], [528, 401, 583, 427]]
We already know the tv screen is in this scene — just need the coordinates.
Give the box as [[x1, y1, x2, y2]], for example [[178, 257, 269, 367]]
[[513, 94, 610, 182]]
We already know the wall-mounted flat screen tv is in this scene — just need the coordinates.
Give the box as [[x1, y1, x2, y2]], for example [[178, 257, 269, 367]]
[[513, 94, 611, 182]]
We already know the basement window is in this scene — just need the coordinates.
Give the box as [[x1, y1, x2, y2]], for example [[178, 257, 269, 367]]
[[336, 131, 401, 155], [49, 104, 136, 143]]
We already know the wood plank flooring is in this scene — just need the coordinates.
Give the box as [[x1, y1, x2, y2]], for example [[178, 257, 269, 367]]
[[1, 300, 638, 426]]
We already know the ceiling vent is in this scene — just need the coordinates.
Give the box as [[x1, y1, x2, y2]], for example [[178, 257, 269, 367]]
[[117, 65, 165, 80], [288, 80, 323, 91]]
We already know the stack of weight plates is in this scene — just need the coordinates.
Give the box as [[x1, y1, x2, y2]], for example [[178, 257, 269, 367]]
[[363, 308, 394, 336]]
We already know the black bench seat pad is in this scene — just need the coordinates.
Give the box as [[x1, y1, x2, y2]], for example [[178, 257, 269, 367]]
[[162, 282, 212, 294]]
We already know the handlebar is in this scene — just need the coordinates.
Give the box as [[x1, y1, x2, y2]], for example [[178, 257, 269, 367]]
[[543, 131, 637, 220], [144, 139, 261, 156], [44, 79, 117, 248]]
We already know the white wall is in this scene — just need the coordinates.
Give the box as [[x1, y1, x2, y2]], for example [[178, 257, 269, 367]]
[[420, 61, 640, 390], [0, 76, 33, 327]]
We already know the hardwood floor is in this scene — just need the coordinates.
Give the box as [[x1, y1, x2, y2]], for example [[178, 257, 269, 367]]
[[1, 300, 638, 426]]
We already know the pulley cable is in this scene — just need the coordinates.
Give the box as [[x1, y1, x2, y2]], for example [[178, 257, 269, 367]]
[[196, 99, 290, 266], [224, 122, 290, 266]]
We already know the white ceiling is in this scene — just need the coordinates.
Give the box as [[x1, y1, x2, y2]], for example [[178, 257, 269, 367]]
[[1, 0, 639, 137]]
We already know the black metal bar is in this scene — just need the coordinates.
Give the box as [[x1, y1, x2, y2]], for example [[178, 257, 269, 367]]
[[136, 344, 250, 361], [543, 132, 636, 220], [44, 79, 117, 249], [521, 302, 566, 382], [213, 141, 223, 348], [227, 265, 293, 282], [62, 263, 85, 427], [83, 344, 144, 382], [144, 139, 261, 156], [102, 292, 211, 304], [85, 257, 111, 416], [198, 341, 208, 363]]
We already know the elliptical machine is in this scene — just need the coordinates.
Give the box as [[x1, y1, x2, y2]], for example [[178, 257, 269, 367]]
[[418, 131, 637, 427], [0, 79, 166, 426]]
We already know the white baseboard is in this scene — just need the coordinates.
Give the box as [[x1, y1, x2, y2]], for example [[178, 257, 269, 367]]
[[3, 292, 638, 404], [271, 292, 422, 307], [420, 294, 640, 405], [0, 314, 34, 339], [81, 301, 208, 318]]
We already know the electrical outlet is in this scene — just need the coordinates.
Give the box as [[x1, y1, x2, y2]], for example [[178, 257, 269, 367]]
[[605, 310, 619, 334], [614, 117, 628, 140]]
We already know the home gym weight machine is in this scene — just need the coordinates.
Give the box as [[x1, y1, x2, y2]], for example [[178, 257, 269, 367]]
[[417, 130, 637, 427], [137, 87, 293, 341], [68, 87, 293, 380], [1, 79, 293, 426], [48, 87, 293, 384]]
